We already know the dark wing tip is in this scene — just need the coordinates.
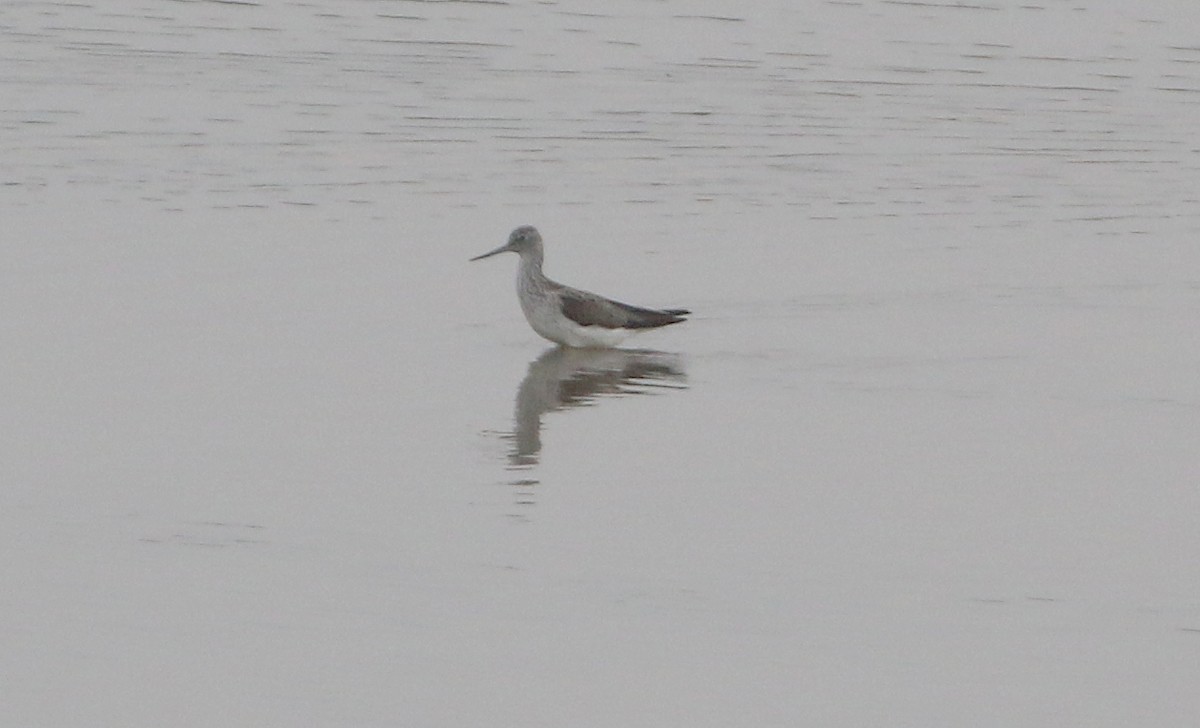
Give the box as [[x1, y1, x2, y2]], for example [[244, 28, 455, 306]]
[[560, 292, 690, 330], [612, 302, 689, 329]]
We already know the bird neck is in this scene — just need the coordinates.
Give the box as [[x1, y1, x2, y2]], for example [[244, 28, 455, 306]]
[[518, 246, 545, 278]]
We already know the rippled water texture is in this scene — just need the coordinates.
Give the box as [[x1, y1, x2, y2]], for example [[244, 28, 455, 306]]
[[3, 2, 1199, 726]]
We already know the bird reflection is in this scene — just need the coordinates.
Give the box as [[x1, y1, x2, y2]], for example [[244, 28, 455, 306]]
[[506, 347, 687, 468]]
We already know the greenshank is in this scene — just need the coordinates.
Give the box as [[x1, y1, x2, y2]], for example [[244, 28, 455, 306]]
[[470, 226, 690, 348]]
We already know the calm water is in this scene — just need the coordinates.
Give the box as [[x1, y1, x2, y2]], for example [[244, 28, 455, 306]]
[[3, 2, 1199, 726]]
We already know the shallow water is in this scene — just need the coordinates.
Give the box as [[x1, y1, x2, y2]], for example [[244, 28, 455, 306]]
[[3, 1, 1199, 726]]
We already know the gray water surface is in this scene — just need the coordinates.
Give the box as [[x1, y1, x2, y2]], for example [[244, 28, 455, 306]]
[[3, 2, 1199, 726]]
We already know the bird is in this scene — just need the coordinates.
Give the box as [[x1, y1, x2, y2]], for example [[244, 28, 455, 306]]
[[470, 226, 690, 348]]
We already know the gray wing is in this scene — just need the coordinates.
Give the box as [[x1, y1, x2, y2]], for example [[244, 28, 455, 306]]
[[559, 288, 689, 330]]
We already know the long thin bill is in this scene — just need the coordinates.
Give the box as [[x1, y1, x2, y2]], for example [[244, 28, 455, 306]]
[[469, 244, 510, 261]]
